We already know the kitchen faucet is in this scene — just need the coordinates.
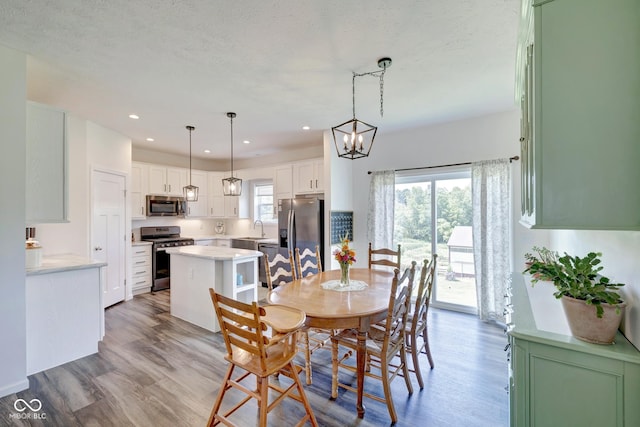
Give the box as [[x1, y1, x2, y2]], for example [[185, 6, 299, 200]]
[[254, 219, 265, 238]]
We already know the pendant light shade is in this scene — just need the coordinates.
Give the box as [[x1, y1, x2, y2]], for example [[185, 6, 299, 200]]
[[332, 57, 391, 160], [183, 125, 199, 201], [222, 112, 242, 196]]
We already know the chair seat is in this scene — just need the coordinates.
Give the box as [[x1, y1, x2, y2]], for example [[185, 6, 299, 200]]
[[332, 328, 386, 356], [227, 339, 299, 377]]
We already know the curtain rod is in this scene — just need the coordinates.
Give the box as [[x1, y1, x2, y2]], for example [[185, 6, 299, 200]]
[[367, 155, 519, 175]]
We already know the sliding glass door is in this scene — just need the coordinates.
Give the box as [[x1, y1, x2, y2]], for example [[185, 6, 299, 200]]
[[394, 169, 477, 313]]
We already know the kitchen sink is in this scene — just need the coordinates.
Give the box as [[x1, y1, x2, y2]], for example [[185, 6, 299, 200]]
[[231, 237, 270, 251]]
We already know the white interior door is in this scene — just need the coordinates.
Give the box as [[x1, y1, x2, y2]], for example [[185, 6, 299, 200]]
[[92, 170, 126, 308]]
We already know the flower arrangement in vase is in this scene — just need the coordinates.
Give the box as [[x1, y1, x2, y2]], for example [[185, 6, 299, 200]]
[[333, 234, 356, 286]]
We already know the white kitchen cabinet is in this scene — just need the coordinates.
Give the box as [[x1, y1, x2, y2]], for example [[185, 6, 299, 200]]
[[26, 102, 68, 223], [131, 243, 152, 294], [185, 169, 208, 217], [225, 195, 241, 218], [293, 159, 324, 195], [148, 165, 186, 196], [516, 0, 640, 230], [26, 262, 103, 374], [274, 164, 293, 205], [207, 171, 248, 218], [207, 172, 225, 217], [131, 162, 148, 219]]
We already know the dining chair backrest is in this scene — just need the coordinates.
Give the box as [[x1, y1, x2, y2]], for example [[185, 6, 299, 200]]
[[412, 254, 437, 327], [264, 250, 296, 290], [295, 245, 322, 279], [380, 262, 415, 353], [209, 289, 271, 372], [368, 242, 401, 270]]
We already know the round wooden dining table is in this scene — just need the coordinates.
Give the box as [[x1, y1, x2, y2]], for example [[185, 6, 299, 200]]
[[267, 267, 395, 419]]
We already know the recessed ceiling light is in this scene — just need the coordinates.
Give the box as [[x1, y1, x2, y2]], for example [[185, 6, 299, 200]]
[[243, 140, 250, 144], [129, 114, 139, 119], [146, 137, 154, 142], [204, 149, 211, 154], [302, 126, 310, 130]]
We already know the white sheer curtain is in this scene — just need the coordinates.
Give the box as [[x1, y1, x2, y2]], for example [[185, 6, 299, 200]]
[[367, 170, 395, 249], [472, 159, 511, 323]]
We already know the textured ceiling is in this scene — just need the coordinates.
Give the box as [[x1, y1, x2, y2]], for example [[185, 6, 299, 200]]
[[0, 0, 520, 160]]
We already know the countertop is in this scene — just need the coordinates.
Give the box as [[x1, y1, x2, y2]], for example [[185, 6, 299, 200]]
[[26, 254, 107, 276], [132, 241, 153, 246], [165, 245, 263, 261], [186, 235, 278, 244], [510, 273, 640, 363]]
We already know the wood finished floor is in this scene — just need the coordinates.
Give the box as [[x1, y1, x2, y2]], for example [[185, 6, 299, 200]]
[[0, 290, 509, 427]]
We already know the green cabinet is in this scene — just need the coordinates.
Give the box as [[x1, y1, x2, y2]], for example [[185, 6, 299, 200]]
[[516, 0, 640, 229], [508, 275, 640, 426]]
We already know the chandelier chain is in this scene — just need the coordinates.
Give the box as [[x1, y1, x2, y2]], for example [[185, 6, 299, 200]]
[[351, 66, 387, 118]]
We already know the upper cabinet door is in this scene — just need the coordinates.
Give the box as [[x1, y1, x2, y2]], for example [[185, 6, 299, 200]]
[[26, 102, 68, 223], [293, 159, 324, 195], [131, 162, 149, 219], [147, 166, 186, 196], [148, 165, 167, 195], [165, 167, 186, 196], [518, 0, 640, 230]]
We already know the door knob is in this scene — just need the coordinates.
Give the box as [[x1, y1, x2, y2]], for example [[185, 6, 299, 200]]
[[94, 246, 103, 251]]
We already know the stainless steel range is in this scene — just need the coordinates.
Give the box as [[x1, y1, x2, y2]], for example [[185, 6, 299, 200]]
[[140, 226, 194, 292]]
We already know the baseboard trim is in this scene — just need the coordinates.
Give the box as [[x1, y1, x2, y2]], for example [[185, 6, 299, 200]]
[[0, 378, 29, 398]]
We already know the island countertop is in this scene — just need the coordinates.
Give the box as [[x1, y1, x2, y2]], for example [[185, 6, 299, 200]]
[[165, 245, 263, 261]]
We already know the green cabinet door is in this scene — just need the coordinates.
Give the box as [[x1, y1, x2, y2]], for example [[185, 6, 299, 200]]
[[518, 0, 640, 229]]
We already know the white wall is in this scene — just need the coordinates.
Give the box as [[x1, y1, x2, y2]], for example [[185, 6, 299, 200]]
[[549, 230, 640, 348], [324, 130, 354, 269], [347, 110, 523, 272], [0, 44, 28, 397]]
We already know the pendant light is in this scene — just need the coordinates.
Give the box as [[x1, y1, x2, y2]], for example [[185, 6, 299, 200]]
[[332, 57, 392, 160], [183, 125, 199, 201], [222, 112, 242, 196]]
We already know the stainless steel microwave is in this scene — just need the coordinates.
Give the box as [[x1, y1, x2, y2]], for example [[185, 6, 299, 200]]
[[146, 195, 186, 217]]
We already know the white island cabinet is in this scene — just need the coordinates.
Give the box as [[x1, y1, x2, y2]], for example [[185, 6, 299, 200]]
[[25, 255, 106, 375], [166, 245, 262, 332]]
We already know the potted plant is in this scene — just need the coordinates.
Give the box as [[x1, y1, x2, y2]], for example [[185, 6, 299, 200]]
[[523, 246, 558, 280], [523, 248, 626, 344]]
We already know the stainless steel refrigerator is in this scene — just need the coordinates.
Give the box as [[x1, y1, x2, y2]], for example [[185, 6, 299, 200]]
[[278, 197, 325, 275]]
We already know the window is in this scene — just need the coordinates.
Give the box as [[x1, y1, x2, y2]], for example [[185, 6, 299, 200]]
[[395, 168, 477, 313], [253, 182, 275, 222]]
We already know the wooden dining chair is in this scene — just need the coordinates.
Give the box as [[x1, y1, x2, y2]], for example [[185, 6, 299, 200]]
[[264, 250, 296, 291], [330, 265, 415, 424], [368, 242, 401, 270], [208, 289, 318, 427], [294, 245, 333, 385], [405, 254, 437, 389]]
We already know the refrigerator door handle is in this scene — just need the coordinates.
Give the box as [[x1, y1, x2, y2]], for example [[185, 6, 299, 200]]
[[287, 209, 294, 254]]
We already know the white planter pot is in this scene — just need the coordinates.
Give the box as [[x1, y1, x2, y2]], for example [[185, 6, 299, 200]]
[[561, 295, 626, 344]]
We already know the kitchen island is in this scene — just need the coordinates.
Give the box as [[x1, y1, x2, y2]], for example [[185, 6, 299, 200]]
[[166, 245, 262, 332]]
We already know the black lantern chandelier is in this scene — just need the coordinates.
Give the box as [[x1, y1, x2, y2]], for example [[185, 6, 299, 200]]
[[222, 112, 242, 196], [332, 57, 392, 160], [183, 125, 198, 201]]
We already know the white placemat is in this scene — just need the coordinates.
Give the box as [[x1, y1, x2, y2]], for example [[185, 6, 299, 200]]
[[321, 279, 369, 292]]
